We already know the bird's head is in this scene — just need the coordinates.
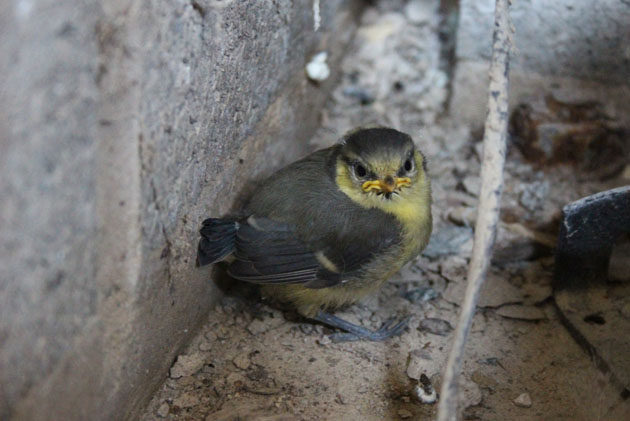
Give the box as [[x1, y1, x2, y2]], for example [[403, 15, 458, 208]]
[[334, 127, 430, 214]]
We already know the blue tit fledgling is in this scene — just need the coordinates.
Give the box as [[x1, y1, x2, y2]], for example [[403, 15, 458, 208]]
[[198, 127, 432, 341]]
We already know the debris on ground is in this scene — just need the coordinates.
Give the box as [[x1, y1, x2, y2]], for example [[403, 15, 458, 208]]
[[140, 1, 630, 420], [513, 392, 533, 408]]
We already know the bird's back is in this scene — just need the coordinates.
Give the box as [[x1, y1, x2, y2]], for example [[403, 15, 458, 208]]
[[244, 147, 401, 254]]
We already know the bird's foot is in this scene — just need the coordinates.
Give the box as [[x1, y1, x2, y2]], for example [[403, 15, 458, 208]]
[[312, 312, 410, 342]]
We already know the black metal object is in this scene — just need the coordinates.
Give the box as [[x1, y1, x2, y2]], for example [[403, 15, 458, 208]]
[[554, 185, 630, 398], [555, 186, 630, 290]]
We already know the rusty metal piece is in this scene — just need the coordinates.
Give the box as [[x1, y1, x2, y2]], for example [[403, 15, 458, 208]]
[[509, 96, 630, 179]]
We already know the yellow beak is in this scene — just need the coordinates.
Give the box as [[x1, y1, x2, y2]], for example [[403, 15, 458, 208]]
[[362, 176, 411, 194]]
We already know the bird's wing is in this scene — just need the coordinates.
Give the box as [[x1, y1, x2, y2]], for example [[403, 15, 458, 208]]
[[227, 216, 399, 289]]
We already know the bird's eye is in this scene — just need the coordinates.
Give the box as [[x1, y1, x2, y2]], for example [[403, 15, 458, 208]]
[[354, 163, 367, 178], [404, 158, 414, 172]]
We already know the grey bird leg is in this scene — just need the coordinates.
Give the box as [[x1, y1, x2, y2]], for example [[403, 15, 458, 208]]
[[313, 312, 410, 342]]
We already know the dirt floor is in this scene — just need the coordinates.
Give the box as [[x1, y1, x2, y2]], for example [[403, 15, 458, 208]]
[[141, 1, 630, 419]]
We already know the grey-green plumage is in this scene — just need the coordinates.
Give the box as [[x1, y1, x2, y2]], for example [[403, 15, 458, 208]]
[[241, 146, 403, 276], [198, 127, 432, 333]]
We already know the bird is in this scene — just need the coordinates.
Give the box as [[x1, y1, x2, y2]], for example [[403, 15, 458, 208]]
[[198, 127, 432, 341]]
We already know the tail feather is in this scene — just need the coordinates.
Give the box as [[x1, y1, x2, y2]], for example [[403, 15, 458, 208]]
[[197, 218, 238, 266]]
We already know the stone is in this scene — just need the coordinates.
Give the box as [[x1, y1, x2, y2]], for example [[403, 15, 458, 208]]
[[447, 206, 477, 227], [518, 181, 549, 212], [225, 372, 246, 386], [398, 408, 413, 419], [404, 0, 433, 25], [477, 273, 525, 308], [423, 225, 473, 258], [513, 393, 532, 408], [406, 350, 434, 380], [439, 256, 468, 283], [176, 376, 196, 387], [497, 304, 546, 321], [198, 341, 213, 352], [173, 392, 200, 409], [305, 52, 331, 82], [402, 287, 439, 303], [156, 402, 170, 418], [459, 376, 483, 409], [471, 371, 497, 389], [170, 353, 206, 379], [233, 353, 251, 370], [462, 176, 481, 197], [443, 269, 525, 308], [247, 319, 270, 336], [418, 318, 453, 336]]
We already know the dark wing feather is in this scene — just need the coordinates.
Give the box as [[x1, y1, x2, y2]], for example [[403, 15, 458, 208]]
[[227, 216, 400, 289], [303, 234, 399, 289], [228, 218, 321, 284]]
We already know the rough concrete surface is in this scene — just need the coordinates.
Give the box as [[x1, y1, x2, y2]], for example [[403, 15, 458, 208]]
[[140, 1, 630, 419], [450, 0, 630, 126], [3, 0, 630, 419], [0, 0, 360, 419]]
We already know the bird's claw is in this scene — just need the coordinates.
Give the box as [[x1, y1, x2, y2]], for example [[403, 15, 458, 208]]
[[329, 316, 411, 343]]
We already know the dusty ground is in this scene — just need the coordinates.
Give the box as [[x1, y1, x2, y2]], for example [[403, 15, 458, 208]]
[[141, 1, 630, 419]]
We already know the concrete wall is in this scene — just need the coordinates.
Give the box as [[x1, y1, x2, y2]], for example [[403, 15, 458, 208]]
[[450, 0, 630, 127], [0, 0, 360, 419]]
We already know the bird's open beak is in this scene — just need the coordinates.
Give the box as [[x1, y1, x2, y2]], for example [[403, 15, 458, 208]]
[[362, 176, 411, 194]]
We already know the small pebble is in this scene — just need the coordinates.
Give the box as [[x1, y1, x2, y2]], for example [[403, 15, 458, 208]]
[[198, 340, 213, 351], [447, 206, 477, 227], [398, 408, 413, 419], [216, 325, 232, 340], [317, 335, 332, 346], [406, 349, 434, 380], [170, 353, 205, 378], [306, 51, 330, 82], [514, 392, 532, 408], [460, 377, 482, 408], [173, 392, 200, 408], [462, 176, 481, 196], [419, 318, 453, 336], [423, 226, 473, 258], [402, 287, 438, 303], [404, 0, 432, 24], [176, 376, 196, 386], [232, 352, 251, 370], [471, 370, 497, 389], [246, 319, 269, 335], [156, 402, 170, 417], [225, 371, 245, 385]]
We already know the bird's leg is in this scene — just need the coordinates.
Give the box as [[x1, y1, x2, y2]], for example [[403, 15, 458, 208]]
[[312, 312, 410, 342]]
